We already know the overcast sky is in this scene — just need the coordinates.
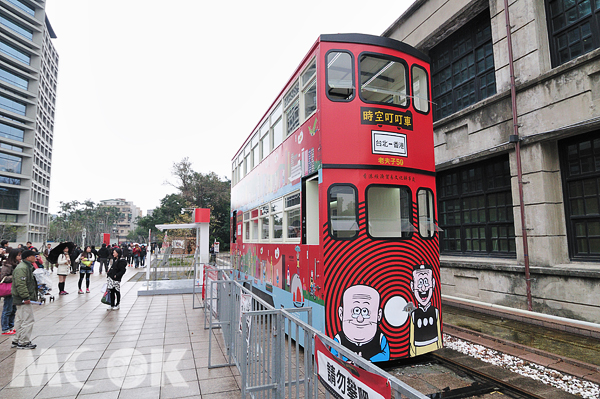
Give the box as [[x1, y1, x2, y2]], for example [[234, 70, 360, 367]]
[[45, 0, 412, 216]]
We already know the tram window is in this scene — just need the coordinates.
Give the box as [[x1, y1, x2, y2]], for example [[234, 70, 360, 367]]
[[417, 188, 436, 238], [250, 208, 259, 241], [251, 133, 259, 169], [260, 205, 270, 240], [285, 192, 301, 240], [326, 51, 354, 101], [271, 199, 283, 240], [244, 212, 250, 241], [328, 185, 358, 239], [359, 54, 408, 107], [284, 81, 300, 135], [259, 121, 269, 161], [367, 185, 412, 238], [412, 65, 430, 113], [273, 117, 283, 149], [302, 59, 317, 119]]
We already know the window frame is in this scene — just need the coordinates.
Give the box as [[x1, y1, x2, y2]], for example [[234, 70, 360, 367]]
[[283, 80, 300, 137], [437, 156, 516, 257], [417, 188, 437, 239], [325, 49, 355, 102], [545, 0, 600, 67], [358, 51, 410, 109], [284, 191, 301, 242], [327, 183, 359, 240], [430, 10, 496, 121], [301, 58, 317, 122], [411, 65, 430, 115], [365, 184, 414, 240], [559, 131, 600, 260]]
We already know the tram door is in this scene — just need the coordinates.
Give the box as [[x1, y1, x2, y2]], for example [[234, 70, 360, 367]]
[[304, 176, 319, 245]]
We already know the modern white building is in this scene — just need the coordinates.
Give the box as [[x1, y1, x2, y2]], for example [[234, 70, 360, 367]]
[[0, 0, 58, 246]]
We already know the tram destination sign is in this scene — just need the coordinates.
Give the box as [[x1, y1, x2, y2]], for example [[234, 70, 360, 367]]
[[361, 107, 413, 131]]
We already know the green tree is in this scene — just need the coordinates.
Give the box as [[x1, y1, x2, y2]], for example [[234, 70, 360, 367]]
[[0, 223, 19, 242], [48, 200, 120, 246], [169, 158, 231, 249]]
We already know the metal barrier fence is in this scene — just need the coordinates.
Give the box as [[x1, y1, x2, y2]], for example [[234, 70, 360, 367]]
[[147, 246, 198, 281], [202, 266, 428, 399]]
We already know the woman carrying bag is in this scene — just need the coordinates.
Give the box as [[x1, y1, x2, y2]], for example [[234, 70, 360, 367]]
[[1, 249, 21, 335], [56, 246, 71, 295], [76, 246, 96, 294], [106, 248, 126, 310]]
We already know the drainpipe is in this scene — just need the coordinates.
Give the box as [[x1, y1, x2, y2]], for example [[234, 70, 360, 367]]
[[504, 0, 533, 311]]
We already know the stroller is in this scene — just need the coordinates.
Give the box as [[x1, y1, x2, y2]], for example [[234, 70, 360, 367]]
[[33, 268, 55, 303]]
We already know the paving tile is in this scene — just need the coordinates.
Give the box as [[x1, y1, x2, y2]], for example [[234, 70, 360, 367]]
[[196, 365, 234, 380], [199, 375, 239, 394], [80, 377, 124, 394], [34, 381, 82, 399], [77, 390, 121, 399], [159, 380, 200, 399], [118, 385, 161, 399], [0, 385, 44, 399]]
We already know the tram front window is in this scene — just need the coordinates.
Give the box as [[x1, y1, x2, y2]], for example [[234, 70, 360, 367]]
[[328, 185, 358, 239], [360, 54, 408, 106], [367, 185, 413, 238]]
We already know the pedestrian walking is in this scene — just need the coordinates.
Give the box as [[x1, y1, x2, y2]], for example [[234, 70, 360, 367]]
[[97, 243, 110, 275], [106, 248, 127, 311], [132, 243, 141, 268], [140, 245, 147, 267], [1, 249, 20, 336], [56, 246, 71, 295], [11, 249, 39, 349], [76, 246, 95, 294]]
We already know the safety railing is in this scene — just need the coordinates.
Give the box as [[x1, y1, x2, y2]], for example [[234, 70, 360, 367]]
[[202, 267, 428, 399]]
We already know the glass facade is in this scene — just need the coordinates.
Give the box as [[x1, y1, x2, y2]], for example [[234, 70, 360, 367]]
[[0, 14, 33, 40], [0, 40, 30, 64], [0, 95, 26, 115], [0, 186, 19, 210], [6, 0, 35, 16], [0, 151, 21, 173], [0, 67, 28, 89], [0, 122, 23, 141]]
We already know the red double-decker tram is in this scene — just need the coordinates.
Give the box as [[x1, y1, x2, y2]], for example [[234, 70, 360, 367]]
[[231, 33, 441, 361]]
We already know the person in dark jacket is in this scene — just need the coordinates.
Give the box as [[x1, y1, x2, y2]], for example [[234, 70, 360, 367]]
[[1, 249, 20, 335], [97, 243, 110, 275], [70, 246, 82, 274], [12, 250, 38, 349], [106, 248, 127, 311]]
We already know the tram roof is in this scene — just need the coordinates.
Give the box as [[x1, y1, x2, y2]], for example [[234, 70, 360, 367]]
[[319, 33, 430, 64], [232, 33, 430, 161]]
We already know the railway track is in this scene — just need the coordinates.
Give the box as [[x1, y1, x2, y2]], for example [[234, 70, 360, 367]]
[[383, 345, 581, 399]]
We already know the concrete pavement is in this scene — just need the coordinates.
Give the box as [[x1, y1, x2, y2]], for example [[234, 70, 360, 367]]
[[0, 267, 242, 399]]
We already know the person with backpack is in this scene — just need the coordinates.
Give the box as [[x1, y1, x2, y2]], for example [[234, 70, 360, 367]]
[[97, 243, 110, 275]]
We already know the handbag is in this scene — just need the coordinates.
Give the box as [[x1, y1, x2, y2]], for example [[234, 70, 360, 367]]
[[0, 276, 11, 297], [101, 288, 111, 305]]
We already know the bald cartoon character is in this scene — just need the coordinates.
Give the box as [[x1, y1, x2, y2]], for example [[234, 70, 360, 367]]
[[409, 263, 442, 356], [332, 284, 389, 362]]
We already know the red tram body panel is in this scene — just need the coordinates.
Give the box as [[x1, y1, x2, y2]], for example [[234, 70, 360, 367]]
[[231, 34, 441, 361]]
